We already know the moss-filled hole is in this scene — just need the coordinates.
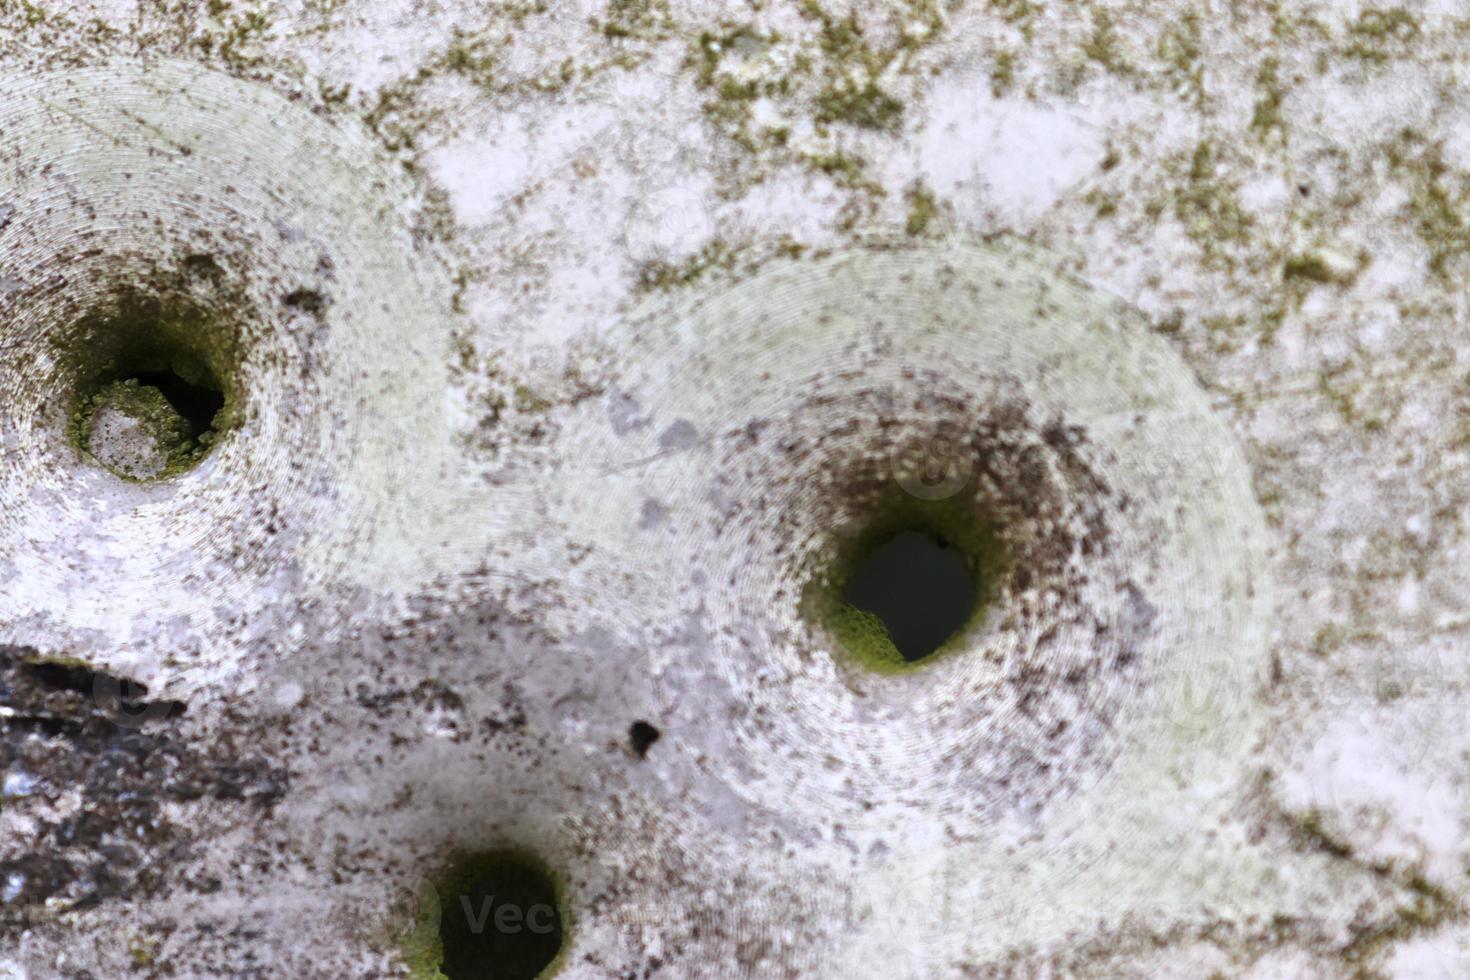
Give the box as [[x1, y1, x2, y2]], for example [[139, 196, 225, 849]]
[[405, 850, 569, 980], [842, 530, 976, 662], [129, 370, 226, 436], [66, 291, 240, 482], [804, 495, 1005, 673]]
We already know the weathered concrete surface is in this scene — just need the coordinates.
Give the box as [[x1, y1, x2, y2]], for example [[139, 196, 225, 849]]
[[2, 0, 1470, 976]]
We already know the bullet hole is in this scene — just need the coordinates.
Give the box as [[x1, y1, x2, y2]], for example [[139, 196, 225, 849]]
[[67, 291, 239, 481], [435, 851, 567, 980], [804, 494, 1004, 674], [840, 530, 977, 663], [628, 721, 661, 758]]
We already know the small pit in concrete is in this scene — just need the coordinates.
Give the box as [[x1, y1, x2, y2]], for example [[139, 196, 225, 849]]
[[67, 289, 239, 481], [840, 530, 977, 663], [805, 493, 1004, 674]]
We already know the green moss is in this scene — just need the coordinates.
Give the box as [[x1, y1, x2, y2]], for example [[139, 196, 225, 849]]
[[1311, 623, 1348, 657], [803, 494, 1006, 675], [636, 238, 735, 292], [990, 48, 1017, 95], [1384, 131, 1470, 277], [1250, 57, 1286, 138], [688, 25, 786, 149], [1345, 7, 1420, 64], [1157, 13, 1204, 106], [988, 0, 1039, 29], [814, 77, 904, 130], [1282, 251, 1355, 284], [442, 30, 500, 90], [596, 0, 671, 41], [1283, 254, 1330, 283], [74, 380, 193, 477], [1173, 141, 1253, 263], [400, 849, 570, 980], [1317, 363, 1387, 432], [1084, 187, 1118, 218], [1081, 10, 1130, 75], [904, 181, 941, 235], [807, 6, 904, 130], [806, 150, 883, 195], [513, 383, 552, 413]]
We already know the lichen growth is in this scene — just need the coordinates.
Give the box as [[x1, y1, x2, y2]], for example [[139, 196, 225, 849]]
[[1172, 141, 1253, 265], [904, 180, 941, 235], [1343, 7, 1420, 64], [1384, 130, 1470, 278], [74, 380, 198, 480], [596, 0, 672, 41], [1081, 9, 1131, 76]]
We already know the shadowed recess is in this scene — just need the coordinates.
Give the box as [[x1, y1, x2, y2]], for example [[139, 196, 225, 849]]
[[628, 720, 661, 758], [130, 370, 225, 438], [804, 493, 1004, 674], [841, 530, 976, 662], [432, 850, 567, 980], [66, 289, 239, 481]]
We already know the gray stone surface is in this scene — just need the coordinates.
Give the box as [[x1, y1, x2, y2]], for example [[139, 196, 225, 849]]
[[1, 1, 1469, 977]]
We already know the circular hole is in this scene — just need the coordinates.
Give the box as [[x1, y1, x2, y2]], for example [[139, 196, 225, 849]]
[[65, 289, 241, 481], [433, 850, 568, 980], [805, 495, 1005, 672], [840, 530, 976, 663]]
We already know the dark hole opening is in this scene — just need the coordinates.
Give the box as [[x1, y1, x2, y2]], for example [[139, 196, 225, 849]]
[[128, 370, 225, 441], [439, 854, 565, 980], [841, 530, 977, 663], [628, 721, 660, 758]]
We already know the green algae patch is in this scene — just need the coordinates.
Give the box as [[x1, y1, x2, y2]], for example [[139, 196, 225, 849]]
[[401, 849, 570, 980], [65, 287, 243, 481], [74, 380, 195, 481], [803, 494, 1006, 674]]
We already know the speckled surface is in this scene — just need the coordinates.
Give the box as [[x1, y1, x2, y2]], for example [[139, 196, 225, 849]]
[[2, 1, 1470, 977]]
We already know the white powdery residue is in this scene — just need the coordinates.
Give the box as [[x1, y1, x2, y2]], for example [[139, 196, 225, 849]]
[[731, 174, 843, 247], [90, 0, 140, 26], [1279, 710, 1465, 879], [0, 770, 36, 798], [428, 103, 620, 228], [1397, 578, 1420, 614], [622, 180, 720, 259], [1238, 174, 1292, 218], [1291, 67, 1436, 151], [424, 116, 537, 228], [291, 6, 453, 98], [1441, 126, 1470, 176], [1356, 242, 1423, 292], [1384, 929, 1470, 977], [911, 74, 1102, 224]]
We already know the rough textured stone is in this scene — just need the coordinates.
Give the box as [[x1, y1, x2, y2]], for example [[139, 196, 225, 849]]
[[2, 1, 1470, 977]]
